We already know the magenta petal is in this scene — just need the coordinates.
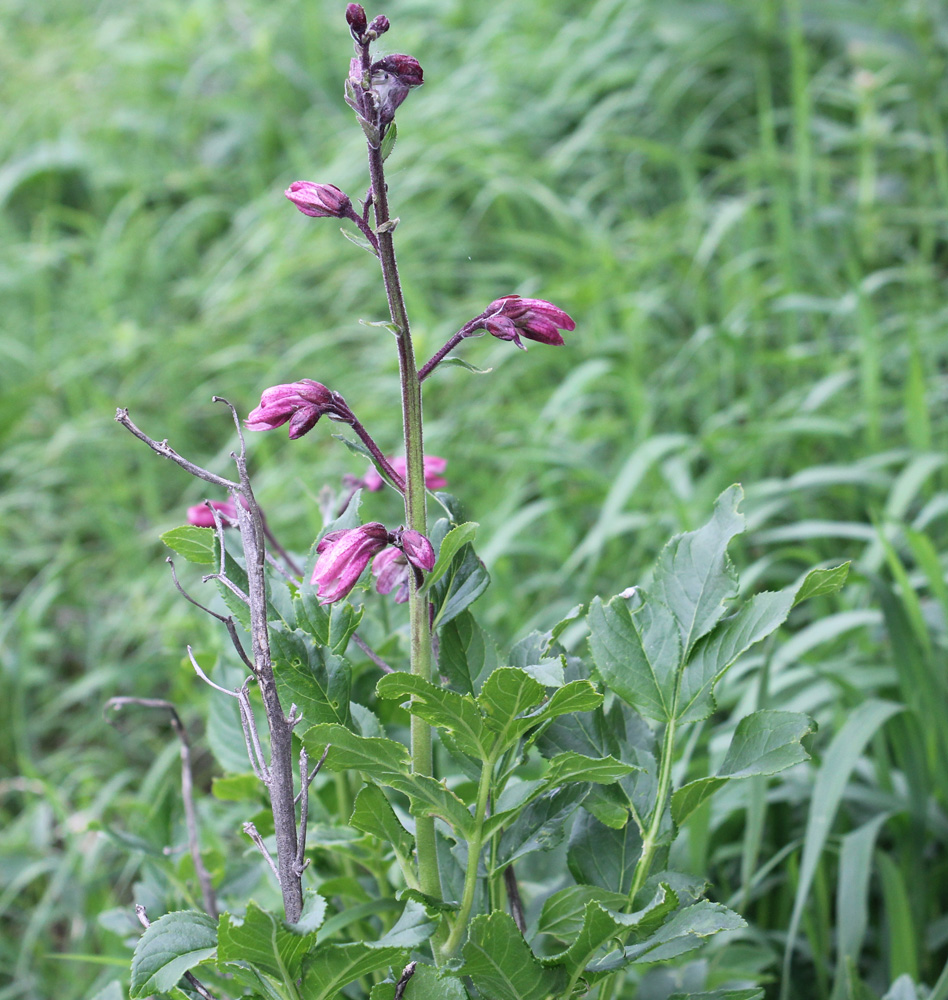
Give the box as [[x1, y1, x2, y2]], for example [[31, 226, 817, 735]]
[[401, 530, 436, 572]]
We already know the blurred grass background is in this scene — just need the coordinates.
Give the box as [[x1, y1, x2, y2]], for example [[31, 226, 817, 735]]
[[2, 0, 948, 996]]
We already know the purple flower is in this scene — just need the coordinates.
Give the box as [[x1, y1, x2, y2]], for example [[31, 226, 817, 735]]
[[285, 181, 352, 219], [346, 3, 367, 39], [481, 295, 576, 349], [370, 54, 424, 128], [363, 455, 448, 492], [372, 547, 410, 603], [400, 529, 436, 572], [187, 499, 238, 528], [311, 523, 391, 604], [245, 380, 349, 439]]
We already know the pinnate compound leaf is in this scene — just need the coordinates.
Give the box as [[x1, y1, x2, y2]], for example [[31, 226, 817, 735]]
[[301, 943, 407, 1000], [160, 525, 218, 565], [271, 626, 351, 728], [217, 900, 317, 981], [588, 900, 746, 973], [377, 673, 488, 758], [422, 522, 479, 592], [448, 912, 566, 1000], [676, 564, 849, 724], [129, 909, 217, 998], [650, 484, 744, 656], [588, 595, 681, 722], [350, 785, 414, 861], [672, 711, 815, 825]]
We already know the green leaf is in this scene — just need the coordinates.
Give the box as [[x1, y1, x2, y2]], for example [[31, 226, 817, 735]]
[[676, 564, 849, 724], [377, 673, 488, 758], [544, 751, 639, 787], [370, 963, 470, 1000], [669, 991, 764, 1000], [671, 711, 816, 825], [495, 784, 588, 867], [380, 121, 398, 160], [350, 785, 415, 862], [431, 543, 490, 629], [271, 626, 351, 728], [295, 592, 364, 654], [650, 484, 744, 656], [301, 723, 410, 778], [538, 886, 631, 941], [567, 810, 643, 895], [448, 912, 566, 1000], [422, 522, 479, 593], [293, 890, 328, 935], [301, 943, 407, 1000], [588, 595, 682, 722], [477, 667, 545, 738], [374, 900, 437, 948], [160, 526, 218, 565], [543, 884, 679, 976], [129, 910, 217, 998], [218, 900, 318, 982], [589, 900, 747, 973], [438, 357, 493, 375], [438, 611, 498, 695], [211, 772, 263, 802]]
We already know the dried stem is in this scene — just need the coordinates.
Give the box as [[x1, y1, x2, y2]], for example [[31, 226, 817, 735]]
[[107, 699, 218, 919]]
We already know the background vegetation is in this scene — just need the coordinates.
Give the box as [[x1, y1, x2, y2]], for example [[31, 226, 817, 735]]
[[2, 0, 947, 996]]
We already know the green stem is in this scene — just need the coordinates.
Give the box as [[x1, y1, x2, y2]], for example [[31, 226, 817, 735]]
[[364, 135, 444, 944], [442, 757, 494, 959]]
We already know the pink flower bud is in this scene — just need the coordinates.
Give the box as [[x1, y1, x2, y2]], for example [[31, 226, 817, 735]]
[[367, 14, 390, 35], [400, 530, 436, 572], [481, 295, 576, 349], [187, 499, 239, 528], [362, 455, 447, 492], [285, 181, 352, 219], [311, 523, 391, 604], [346, 3, 367, 38], [245, 379, 349, 439]]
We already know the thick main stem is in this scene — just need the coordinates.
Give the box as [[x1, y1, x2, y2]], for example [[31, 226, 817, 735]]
[[365, 135, 443, 916]]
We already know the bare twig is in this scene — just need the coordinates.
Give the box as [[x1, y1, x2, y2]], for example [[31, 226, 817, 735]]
[[107, 699, 217, 919], [295, 743, 330, 875], [351, 632, 394, 673], [243, 821, 281, 882]]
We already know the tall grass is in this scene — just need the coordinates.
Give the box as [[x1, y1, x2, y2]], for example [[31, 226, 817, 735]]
[[2, 0, 948, 996]]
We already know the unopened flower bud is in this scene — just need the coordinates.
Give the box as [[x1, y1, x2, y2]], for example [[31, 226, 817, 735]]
[[310, 522, 391, 604], [479, 295, 576, 349], [285, 181, 352, 219], [346, 3, 367, 38], [187, 499, 239, 528], [370, 53, 424, 129], [400, 530, 436, 572], [367, 14, 390, 35], [245, 379, 350, 439]]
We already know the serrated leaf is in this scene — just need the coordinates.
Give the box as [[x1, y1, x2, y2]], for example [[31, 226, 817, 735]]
[[677, 563, 850, 724], [567, 810, 643, 895], [431, 544, 490, 629], [588, 595, 682, 722], [295, 592, 363, 654], [588, 900, 746, 973], [301, 943, 407, 1000], [218, 900, 317, 981], [350, 785, 414, 862], [447, 912, 566, 1000], [477, 667, 545, 736], [396, 888, 461, 913], [544, 885, 679, 976], [380, 121, 398, 160], [301, 723, 410, 778], [129, 910, 217, 997], [495, 784, 588, 867], [271, 626, 351, 729], [537, 885, 631, 940], [377, 673, 488, 759], [439, 611, 498, 695], [671, 711, 815, 825], [293, 890, 328, 935], [544, 751, 639, 786], [422, 523, 479, 593], [370, 963, 470, 1000], [650, 484, 744, 656], [375, 901, 437, 948], [160, 526, 218, 565]]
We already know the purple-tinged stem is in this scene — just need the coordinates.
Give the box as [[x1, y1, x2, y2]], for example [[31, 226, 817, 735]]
[[417, 317, 484, 382], [346, 412, 406, 492]]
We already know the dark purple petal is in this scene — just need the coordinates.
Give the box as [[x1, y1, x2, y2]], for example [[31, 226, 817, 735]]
[[401, 530, 436, 572], [346, 3, 367, 36]]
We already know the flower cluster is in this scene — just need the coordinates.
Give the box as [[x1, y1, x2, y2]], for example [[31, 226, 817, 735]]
[[311, 523, 435, 605], [245, 380, 353, 440], [479, 295, 576, 349]]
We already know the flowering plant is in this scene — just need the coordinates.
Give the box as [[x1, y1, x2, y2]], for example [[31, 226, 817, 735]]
[[114, 8, 846, 999]]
